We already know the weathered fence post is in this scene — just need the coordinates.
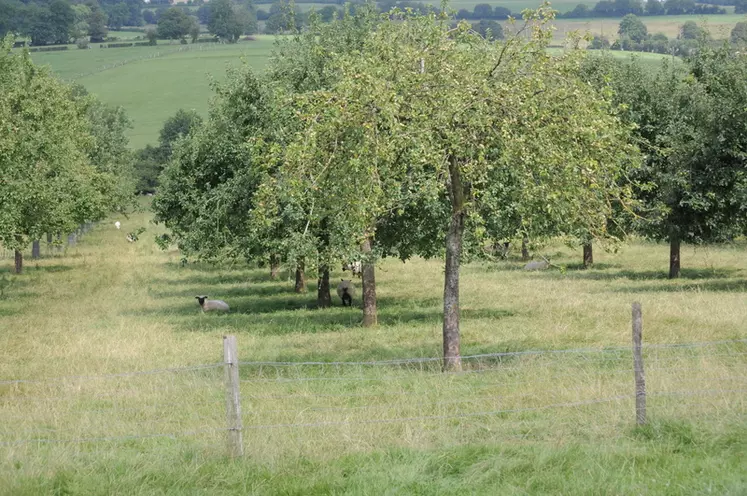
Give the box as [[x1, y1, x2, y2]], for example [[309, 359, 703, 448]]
[[67, 233, 76, 247], [223, 335, 243, 457], [32, 240, 40, 259], [632, 302, 646, 425]]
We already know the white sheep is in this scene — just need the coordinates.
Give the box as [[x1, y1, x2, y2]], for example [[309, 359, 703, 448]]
[[342, 261, 362, 278], [195, 295, 230, 312], [115, 221, 121, 229], [336, 280, 356, 307]]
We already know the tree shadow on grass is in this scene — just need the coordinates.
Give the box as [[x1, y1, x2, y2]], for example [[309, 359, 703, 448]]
[[0, 264, 74, 275], [543, 267, 739, 282], [614, 278, 747, 293], [150, 283, 291, 300]]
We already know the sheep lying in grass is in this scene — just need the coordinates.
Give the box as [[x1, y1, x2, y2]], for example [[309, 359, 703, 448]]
[[195, 295, 230, 313], [342, 261, 362, 278], [336, 280, 356, 307]]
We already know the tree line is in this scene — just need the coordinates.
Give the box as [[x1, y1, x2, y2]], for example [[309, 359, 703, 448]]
[[0, 34, 136, 273], [587, 14, 746, 55]]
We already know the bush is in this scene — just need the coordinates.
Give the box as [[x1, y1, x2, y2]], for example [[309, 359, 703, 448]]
[[106, 42, 135, 48], [27, 46, 69, 52], [77, 40, 90, 49], [134, 41, 151, 47], [180, 38, 188, 44]]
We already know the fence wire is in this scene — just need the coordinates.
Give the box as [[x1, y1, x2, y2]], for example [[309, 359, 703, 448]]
[[0, 339, 744, 454]]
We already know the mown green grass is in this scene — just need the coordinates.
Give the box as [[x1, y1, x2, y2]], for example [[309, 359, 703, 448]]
[[29, 38, 277, 149], [0, 203, 745, 493]]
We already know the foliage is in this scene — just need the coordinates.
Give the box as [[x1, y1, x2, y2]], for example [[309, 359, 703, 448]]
[[145, 26, 157, 44], [581, 45, 747, 275], [87, 4, 109, 43], [731, 21, 747, 44], [157, 7, 195, 40], [208, 0, 256, 41], [471, 19, 503, 40], [0, 36, 116, 252], [618, 14, 647, 42]]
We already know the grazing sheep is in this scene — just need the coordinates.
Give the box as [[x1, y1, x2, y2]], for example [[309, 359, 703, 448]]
[[336, 280, 356, 307], [115, 221, 121, 229], [524, 259, 549, 271], [195, 295, 230, 312], [342, 261, 362, 278]]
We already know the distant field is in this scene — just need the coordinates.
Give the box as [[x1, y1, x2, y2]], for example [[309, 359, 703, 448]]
[[546, 13, 747, 41], [30, 38, 276, 149]]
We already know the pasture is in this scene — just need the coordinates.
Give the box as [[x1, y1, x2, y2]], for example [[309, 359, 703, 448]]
[[29, 38, 276, 149], [0, 204, 745, 494]]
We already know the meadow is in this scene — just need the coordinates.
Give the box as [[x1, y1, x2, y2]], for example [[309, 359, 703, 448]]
[[0, 204, 745, 494], [29, 38, 276, 149]]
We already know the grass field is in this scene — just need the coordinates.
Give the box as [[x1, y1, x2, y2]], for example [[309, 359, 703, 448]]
[[0, 203, 745, 493], [29, 39, 276, 149]]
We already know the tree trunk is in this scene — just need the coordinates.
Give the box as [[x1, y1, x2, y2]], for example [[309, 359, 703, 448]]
[[294, 261, 306, 293], [583, 242, 593, 268], [443, 157, 465, 372], [32, 240, 40, 259], [521, 236, 529, 261], [669, 232, 680, 279], [317, 266, 331, 308], [14, 249, 23, 274], [361, 237, 377, 327], [270, 255, 280, 279]]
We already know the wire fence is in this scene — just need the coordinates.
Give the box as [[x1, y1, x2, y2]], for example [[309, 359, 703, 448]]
[[66, 43, 231, 81], [1, 332, 744, 459]]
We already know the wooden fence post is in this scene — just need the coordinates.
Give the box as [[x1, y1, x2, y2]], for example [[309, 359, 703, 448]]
[[223, 335, 244, 457], [632, 302, 646, 425]]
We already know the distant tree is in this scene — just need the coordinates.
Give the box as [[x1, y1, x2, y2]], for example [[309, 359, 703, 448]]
[[49, 0, 75, 44], [456, 8, 472, 19], [196, 4, 210, 23], [87, 5, 108, 42], [28, 6, 56, 46], [736, 0, 747, 14], [158, 109, 203, 159], [613, 0, 644, 15], [644, 0, 665, 15], [731, 21, 747, 44], [589, 34, 610, 48], [618, 14, 647, 42], [189, 21, 200, 42], [472, 19, 503, 40], [71, 4, 92, 41], [145, 26, 157, 44], [472, 3, 492, 18], [680, 20, 701, 39], [157, 7, 194, 40], [593, 0, 616, 16], [133, 145, 162, 194], [208, 0, 252, 41], [318, 5, 338, 22], [567, 4, 590, 17], [663, 0, 695, 15], [492, 6, 511, 19], [106, 3, 129, 30], [142, 9, 155, 24]]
